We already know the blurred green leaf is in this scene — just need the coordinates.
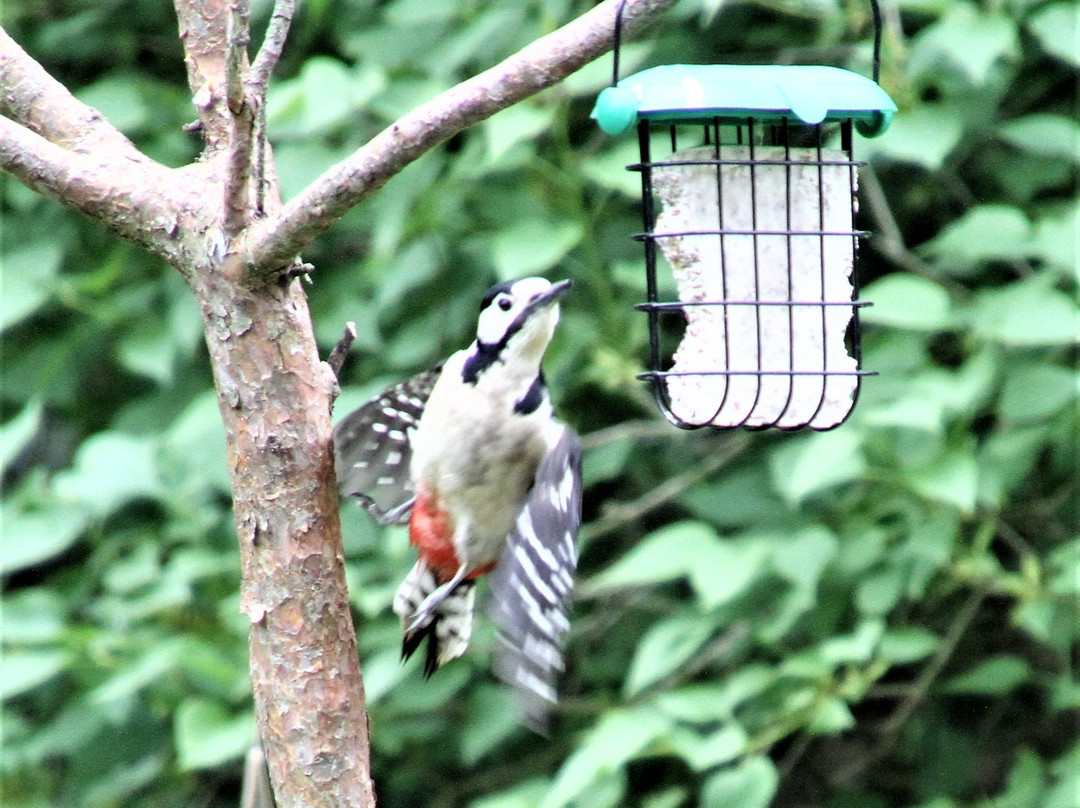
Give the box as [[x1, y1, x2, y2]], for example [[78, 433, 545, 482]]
[[640, 787, 690, 808], [485, 102, 556, 163], [460, 685, 519, 765], [158, 391, 230, 496], [863, 103, 963, 168], [582, 521, 718, 592], [581, 436, 633, 486], [624, 614, 718, 697], [770, 428, 865, 504], [1044, 770, 1080, 808], [818, 619, 885, 665], [583, 521, 765, 609], [1, 241, 63, 331], [998, 363, 1078, 423], [0, 650, 69, 699], [0, 588, 65, 644], [943, 655, 1031, 695], [1027, 3, 1080, 67], [689, 536, 769, 610], [174, 698, 255, 771], [701, 757, 778, 808], [862, 275, 953, 331], [921, 205, 1032, 273], [879, 627, 941, 664], [909, 4, 1019, 85], [271, 140, 355, 201], [74, 74, 151, 134], [490, 220, 582, 280], [1032, 204, 1080, 278], [809, 697, 856, 734], [90, 640, 188, 706], [541, 709, 670, 808], [857, 565, 906, 616], [996, 748, 1046, 808], [971, 281, 1079, 347], [581, 139, 649, 198], [901, 446, 979, 513], [0, 503, 89, 575], [117, 319, 173, 384], [652, 667, 775, 726], [669, 724, 747, 771], [266, 57, 386, 138], [471, 779, 551, 808], [998, 115, 1080, 162], [861, 393, 946, 454], [0, 400, 41, 472], [769, 525, 839, 610], [53, 432, 161, 516], [375, 238, 442, 310]]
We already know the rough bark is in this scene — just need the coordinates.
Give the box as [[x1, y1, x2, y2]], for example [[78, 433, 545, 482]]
[[0, 1, 677, 805], [193, 256, 376, 806]]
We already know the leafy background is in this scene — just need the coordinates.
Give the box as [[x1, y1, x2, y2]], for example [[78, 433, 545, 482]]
[[2, 0, 1077, 806]]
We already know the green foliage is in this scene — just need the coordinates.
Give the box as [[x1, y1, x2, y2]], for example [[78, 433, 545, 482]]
[[2, 1, 1077, 808]]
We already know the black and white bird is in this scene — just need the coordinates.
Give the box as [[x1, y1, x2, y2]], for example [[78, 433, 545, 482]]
[[333, 277, 581, 726]]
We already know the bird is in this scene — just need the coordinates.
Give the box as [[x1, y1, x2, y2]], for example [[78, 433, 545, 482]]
[[333, 276, 581, 726]]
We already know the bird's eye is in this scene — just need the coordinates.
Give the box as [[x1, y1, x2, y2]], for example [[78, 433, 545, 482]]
[[498, 296, 513, 311]]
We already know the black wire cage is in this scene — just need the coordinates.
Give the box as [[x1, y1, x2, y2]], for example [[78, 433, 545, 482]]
[[593, 2, 896, 430]]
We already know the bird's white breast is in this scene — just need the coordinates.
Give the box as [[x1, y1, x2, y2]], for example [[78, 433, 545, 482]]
[[409, 350, 550, 566]]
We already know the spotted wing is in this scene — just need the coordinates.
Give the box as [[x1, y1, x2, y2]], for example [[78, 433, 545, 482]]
[[333, 366, 442, 524], [488, 425, 582, 729]]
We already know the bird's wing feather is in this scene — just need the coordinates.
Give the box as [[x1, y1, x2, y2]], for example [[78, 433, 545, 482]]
[[333, 366, 442, 525], [488, 425, 582, 729]]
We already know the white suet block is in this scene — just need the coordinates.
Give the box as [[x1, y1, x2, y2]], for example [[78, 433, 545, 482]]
[[652, 145, 860, 429]]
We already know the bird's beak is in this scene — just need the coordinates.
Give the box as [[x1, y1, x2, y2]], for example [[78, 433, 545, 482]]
[[528, 279, 572, 312]]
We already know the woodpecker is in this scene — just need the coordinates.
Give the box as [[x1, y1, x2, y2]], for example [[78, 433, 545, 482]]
[[333, 277, 581, 725]]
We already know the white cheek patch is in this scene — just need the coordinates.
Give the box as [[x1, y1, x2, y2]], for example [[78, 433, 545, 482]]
[[476, 305, 511, 346], [475, 277, 557, 347]]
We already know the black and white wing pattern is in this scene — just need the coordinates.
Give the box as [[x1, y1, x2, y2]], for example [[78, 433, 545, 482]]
[[488, 426, 582, 729], [332, 366, 442, 524]]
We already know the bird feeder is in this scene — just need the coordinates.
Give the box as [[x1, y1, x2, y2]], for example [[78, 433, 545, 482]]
[[592, 2, 896, 430]]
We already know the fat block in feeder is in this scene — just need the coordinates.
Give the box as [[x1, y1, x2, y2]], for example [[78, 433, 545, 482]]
[[654, 145, 860, 429]]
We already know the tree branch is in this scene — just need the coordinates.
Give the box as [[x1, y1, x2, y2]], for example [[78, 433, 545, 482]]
[[250, 0, 296, 90], [241, 0, 677, 273], [224, 0, 255, 239], [0, 26, 145, 158], [175, 0, 232, 150], [247, 0, 295, 217], [225, 0, 250, 115], [0, 115, 195, 267]]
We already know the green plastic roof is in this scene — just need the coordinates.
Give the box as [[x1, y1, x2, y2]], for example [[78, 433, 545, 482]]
[[592, 64, 896, 138]]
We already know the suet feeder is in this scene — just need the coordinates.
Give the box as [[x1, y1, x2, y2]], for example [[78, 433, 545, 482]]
[[592, 1, 896, 430]]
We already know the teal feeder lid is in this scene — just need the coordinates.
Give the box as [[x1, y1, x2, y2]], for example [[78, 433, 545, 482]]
[[592, 64, 896, 139]]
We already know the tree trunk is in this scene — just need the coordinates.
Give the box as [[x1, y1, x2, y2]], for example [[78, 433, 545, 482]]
[[194, 258, 377, 805]]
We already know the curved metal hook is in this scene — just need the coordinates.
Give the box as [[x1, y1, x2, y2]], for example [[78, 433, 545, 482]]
[[613, 0, 629, 87]]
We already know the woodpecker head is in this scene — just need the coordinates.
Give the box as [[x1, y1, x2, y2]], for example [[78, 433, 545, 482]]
[[466, 277, 571, 379]]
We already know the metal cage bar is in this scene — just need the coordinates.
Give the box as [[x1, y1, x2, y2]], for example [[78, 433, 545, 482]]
[[630, 116, 873, 430]]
